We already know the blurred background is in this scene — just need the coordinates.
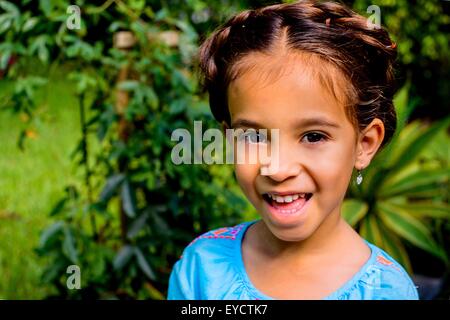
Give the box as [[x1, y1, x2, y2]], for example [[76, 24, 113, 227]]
[[0, 0, 448, 300]]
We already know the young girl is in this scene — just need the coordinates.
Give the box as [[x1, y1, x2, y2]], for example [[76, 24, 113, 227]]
[[168, 0, 419, 300]]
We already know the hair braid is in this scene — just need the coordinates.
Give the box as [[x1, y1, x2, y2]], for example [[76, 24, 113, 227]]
[[198, 0, 399, 148]]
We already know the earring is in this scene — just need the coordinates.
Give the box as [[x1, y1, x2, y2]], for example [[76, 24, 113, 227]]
[[356, 169, 363, 185]]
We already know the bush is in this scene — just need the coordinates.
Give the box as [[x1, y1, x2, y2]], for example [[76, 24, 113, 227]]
[[2, 0, 249, 299]]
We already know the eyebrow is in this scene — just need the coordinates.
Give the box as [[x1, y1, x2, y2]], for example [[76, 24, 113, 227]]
[[231, 119, 264, 129], [231, 117, 341, 129], [293, 117, 341, 129]]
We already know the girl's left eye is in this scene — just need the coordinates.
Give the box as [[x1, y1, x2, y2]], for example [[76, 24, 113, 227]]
[[302, 132, 328, 144]]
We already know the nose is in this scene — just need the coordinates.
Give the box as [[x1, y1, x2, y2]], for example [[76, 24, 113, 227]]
[[261, 139, 302, 183]]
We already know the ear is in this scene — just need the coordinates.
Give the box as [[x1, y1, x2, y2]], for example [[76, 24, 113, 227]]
[[355, 118, 385, 170]]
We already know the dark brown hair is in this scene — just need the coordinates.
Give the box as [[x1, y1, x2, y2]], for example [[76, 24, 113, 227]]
[[198, 0, 398, 148]]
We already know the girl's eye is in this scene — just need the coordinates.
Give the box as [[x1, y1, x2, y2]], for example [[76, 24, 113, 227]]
[[241, 131, 268, 144], [302, 132, 327, 144]]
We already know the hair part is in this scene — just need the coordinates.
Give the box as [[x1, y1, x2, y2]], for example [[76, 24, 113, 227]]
[[198, 0, 398, 148]]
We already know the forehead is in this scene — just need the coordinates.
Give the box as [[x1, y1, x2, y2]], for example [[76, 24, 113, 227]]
[[227, 52, 352, 128]]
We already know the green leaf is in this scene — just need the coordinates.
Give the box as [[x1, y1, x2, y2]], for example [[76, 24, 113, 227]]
[[39, 221, 64, 248], [0, 1, 21, 32], [49, 198, 68, 217], [0, 13, 13, 33], [127, 212, 150, 239], [134, 247, 156, 280], [108, 21, 126, 33], [118, 80, 139, 91], [149, 207, 170, 236], [0, 50, 11, 70], [378, 121, 423, 169], [377, 201, 446, 261], [393, 81, 411, 132], [0, 1, 19, 16], [41, 260, 66, 284], [389, 117, 450, 173], [359, 215, 383, 247], [39, 0, 52, 17], [379, 168, 449, 198], [121, 179, 137, 218], [143, 86, 158, 110], [113, 245, 134, 271], [91, 250, 106, 278], [29, 35, 50, 63], [382, 200, 450, 219], [17, 129, 27, 151], [99, 173, 125, 202], [129, 0, 145, 11], [22, 17, 38, 32], [342, 199, 369, 227], [169, 99, 187, 114], [144, 282, 165, 300], [62, 226, 78, 264]]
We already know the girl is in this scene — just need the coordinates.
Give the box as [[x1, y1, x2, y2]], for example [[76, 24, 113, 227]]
[[168, 0, 419, 300]]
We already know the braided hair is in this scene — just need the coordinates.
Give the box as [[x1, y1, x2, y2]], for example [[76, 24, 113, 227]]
[[198, 0, 398, 149]]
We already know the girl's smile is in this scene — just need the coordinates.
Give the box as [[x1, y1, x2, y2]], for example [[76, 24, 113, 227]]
[[262, 191, 313, 225]]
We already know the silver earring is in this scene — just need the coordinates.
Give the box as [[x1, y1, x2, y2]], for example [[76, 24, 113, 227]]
[[356, 170, 363, 185]]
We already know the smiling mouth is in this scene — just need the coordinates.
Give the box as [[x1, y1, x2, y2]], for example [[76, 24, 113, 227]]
[[263, 193, 313, 214]]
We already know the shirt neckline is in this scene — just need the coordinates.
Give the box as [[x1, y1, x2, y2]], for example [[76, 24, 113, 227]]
[[234, 219, 378, 300]]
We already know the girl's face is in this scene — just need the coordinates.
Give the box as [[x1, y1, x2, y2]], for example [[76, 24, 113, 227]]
[[227, 53, 364, 242]]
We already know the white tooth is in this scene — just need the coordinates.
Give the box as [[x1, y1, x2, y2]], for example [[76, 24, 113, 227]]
[[275, 196, 284, 203], [292, 194, 299, 200], [284, 195, 293, 203]]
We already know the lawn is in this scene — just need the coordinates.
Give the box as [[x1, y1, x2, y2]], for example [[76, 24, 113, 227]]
[[0, 67, 81, 298]]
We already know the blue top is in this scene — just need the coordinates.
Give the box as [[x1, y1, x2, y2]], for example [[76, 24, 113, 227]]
[[167, 220, 419, 300]]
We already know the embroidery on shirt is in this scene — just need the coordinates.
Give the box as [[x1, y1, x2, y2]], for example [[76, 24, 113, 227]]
[[376, 255, 400, 271], [179, 222, 246, 259]]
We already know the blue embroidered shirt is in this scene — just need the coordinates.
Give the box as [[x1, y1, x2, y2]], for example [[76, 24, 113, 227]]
[[167, 220, 419, 300]]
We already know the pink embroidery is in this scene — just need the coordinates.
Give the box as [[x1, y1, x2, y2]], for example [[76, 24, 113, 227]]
[[376, 255, 393, 265], [179, 223, 246, 259], [376, 255, 400, 271]]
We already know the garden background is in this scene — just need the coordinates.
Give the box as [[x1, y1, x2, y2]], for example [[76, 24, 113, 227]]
[[0, 0, 448, 299]]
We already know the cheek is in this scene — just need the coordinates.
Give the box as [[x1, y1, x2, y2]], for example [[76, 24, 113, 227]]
[[234, 163, 260, 198], [310, 142, 355, 196]]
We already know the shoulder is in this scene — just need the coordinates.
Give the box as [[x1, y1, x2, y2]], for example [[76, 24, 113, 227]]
[[347, 242, 419, 300], [180, 221, 249, 259], [167, 221, 251, 300]]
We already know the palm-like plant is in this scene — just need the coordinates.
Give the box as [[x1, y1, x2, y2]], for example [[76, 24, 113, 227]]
[[343, 84, 450, 273]]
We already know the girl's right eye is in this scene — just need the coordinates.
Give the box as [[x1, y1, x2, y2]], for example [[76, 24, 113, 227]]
[[239, 131, 268, 144]]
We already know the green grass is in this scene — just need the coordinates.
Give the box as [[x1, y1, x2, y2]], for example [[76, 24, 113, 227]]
[[0, 68, 82, 298]]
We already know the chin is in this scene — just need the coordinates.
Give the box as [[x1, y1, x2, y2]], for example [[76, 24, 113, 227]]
[[262, 216, 314, 242]]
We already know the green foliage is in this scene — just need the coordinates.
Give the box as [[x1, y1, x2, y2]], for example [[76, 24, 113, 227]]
[[1, 0, 250, 299], [342, 85, 450, 274], [350, 0, 450, 121], [352, 0, 449, 64]]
